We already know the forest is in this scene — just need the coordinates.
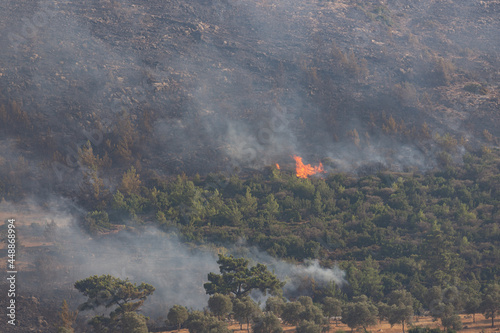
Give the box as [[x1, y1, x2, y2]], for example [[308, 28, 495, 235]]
[[60, 145, 499, 332]]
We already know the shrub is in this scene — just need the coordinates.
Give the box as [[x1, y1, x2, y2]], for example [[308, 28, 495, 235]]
[[464, 83, 488, 95]]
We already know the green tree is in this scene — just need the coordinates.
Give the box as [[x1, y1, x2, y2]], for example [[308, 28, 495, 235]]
[[359, 256, 383, 300], [208, 293, 233, 320], [185, 311, 231, 333], [263, 194, 280, 218], [462, 280, 481, 323], [74, 275, 154, 332], [233, 296, 262, 331], [297, 296, 325, 325], [341, 296, 378, 332], [322, 297, 342, 327], [204, 254, 285, 298], [252, 313, 283, 333], [83, 211, 111, 235], [426, 286, 462, 331], [265, 297, 286, 317], [239, 187, 258, 217], [120, 312, 149, 333], [296, 320, 322, 333], [167, 305, 189, 331], [378, 290, 414, 333], [421, 222, 464, 285], [439, 305, 463, 332], [480, 283, 500, 327], [281, 297, 324, 326], [281, 301, 306, 325]]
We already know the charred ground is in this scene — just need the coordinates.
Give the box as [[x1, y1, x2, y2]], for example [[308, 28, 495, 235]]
[[0, 0, 499, 200]]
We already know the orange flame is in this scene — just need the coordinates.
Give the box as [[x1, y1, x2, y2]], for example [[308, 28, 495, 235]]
[[276, 163, 280, 170], [293, 155, 324, 178]]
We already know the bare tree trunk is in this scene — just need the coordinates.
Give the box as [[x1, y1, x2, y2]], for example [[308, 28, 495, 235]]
[[472, 313, 475, 323]]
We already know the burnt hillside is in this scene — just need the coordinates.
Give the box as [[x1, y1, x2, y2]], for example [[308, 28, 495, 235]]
[[0, 0, 499, 198]]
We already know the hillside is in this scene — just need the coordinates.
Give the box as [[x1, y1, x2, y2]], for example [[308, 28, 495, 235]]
[[0, 0, 499, 332], [0, 0, 499, 199]]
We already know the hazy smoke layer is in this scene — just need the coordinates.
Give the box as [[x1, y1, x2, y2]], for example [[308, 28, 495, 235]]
[[1, 199, 344, 318], [1, 0, 497, 183]]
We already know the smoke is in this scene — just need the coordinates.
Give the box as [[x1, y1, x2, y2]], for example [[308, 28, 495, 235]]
[[292, 260, 345, 287], [1, 0, 497, 188], [1, 198, 345, 319]]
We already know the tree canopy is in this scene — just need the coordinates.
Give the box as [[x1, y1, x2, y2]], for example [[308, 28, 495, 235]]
[[232, 296, 262, 331], [378, 290, 414, 333], [481, 283, 500, 327], [74, 275, 155, 332], [204, 254, 285, 298], [208, 293, 233, 320], [167, 305, 189, 330], [341, 296, 378, 332], [252, 313, 283, 333]]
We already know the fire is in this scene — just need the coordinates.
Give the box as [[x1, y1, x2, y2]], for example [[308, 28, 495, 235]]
[[275, 163, 280, 169], [293, 155, 324, 178]]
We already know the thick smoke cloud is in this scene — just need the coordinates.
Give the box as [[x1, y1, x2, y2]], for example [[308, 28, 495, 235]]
[[1, 199, 345, 319]]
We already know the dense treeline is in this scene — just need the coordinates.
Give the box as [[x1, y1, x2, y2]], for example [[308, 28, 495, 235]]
[[71, 255, 500, 333], [75, 147, 499, 323]]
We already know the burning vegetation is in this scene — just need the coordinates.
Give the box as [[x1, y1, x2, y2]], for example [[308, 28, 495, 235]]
[[293, 155, 325, 179]]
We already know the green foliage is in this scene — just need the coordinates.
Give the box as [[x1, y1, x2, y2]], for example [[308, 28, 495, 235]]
[[281, 297, 325, 326], [120, 312, 149, 333], [296, 320, 322, 333], [462, 279, 482, 323], [233, 296, 262, 331], [480, 283, 500, 327], [341, 296, 378, 331], [85, 148, 499, 312], [74, 275, 154, 332], [265, 297, 286, 317], [208, 294, 233, 320], [282, 301, 306, 325], [167, 305, 189, 330], [378, 290, 414, 332], [439, 308, 463, 332], [185, 311, 231, 333], [84, 210, 111, 235], [252, 313, 283, 333], [204, 254, 285, 298], [263, 194, 280, 218], [322, 297, 342, 327]]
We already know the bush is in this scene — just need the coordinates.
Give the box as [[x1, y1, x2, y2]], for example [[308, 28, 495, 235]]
[[252, 313, 283, 333], [296, 320, 322, 333], [464, 83, 488, 95]]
